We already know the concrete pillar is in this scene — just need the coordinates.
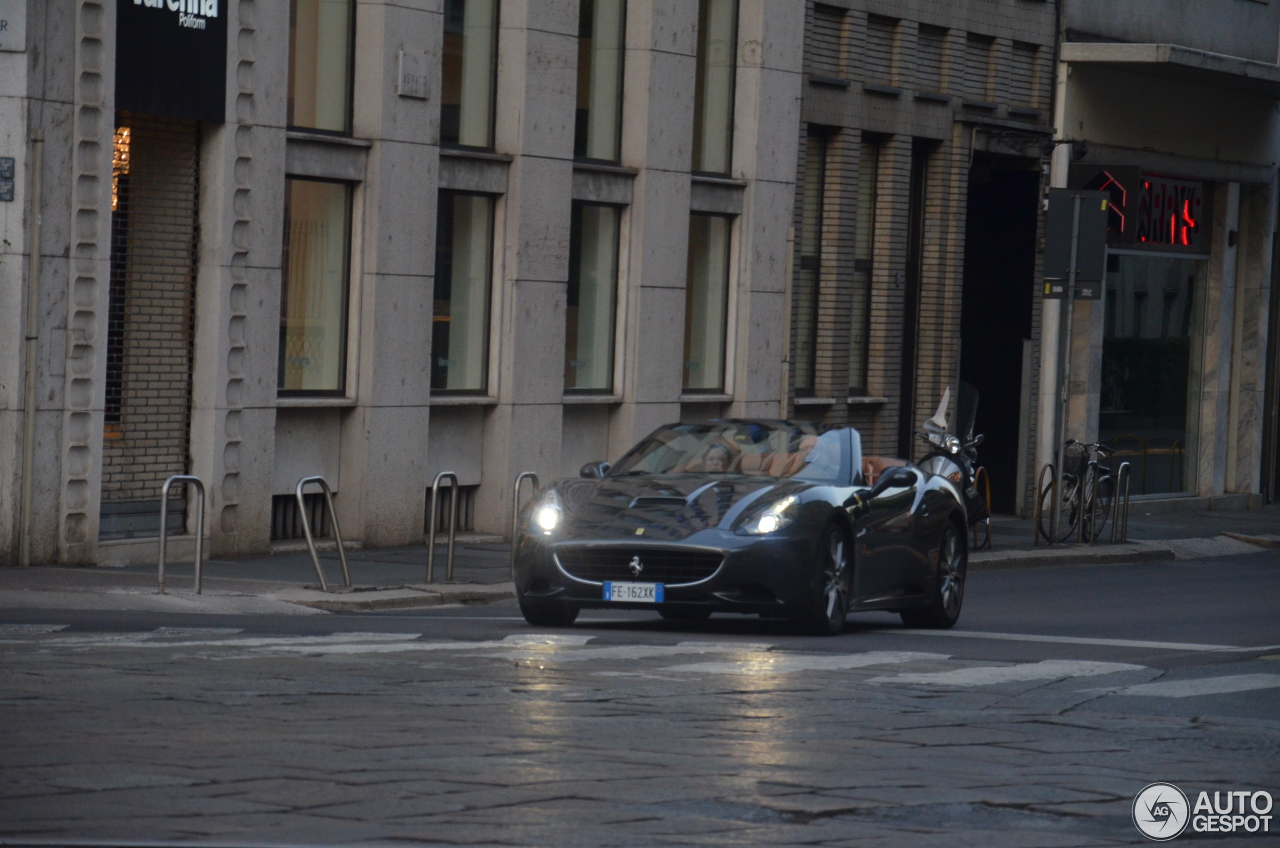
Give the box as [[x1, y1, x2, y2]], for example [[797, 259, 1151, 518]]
[[474, 0, 577, 534], [338, 0, 440, 547], [726, 0, 803, 420], [190, 0, 286, 556]]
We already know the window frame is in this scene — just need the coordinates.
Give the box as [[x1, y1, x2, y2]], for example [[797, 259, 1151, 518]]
[[440, 0, 503, 152], [565, 200, 625, 395], [277, 176, 356, 398], [683, 211, 736, 394], [432, 189, 499, 396], [574, 0, 628, 164], [692, 0, 739, 177], [850, 132, 881, 397], [287, 0, 357, 137]]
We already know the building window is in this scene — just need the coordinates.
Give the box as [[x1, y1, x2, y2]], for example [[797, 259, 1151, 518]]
[[288, 0, 355, 134], [850, 136, 878, 396], [807, 4, 847, 80], [692, 0, 738, 174], [279, 179, 353, 395], [794, 130, 825, 396], [442, 0, 499, 148], [576, 0, 626, 162], [684, 213, 733, 391], [566, 203, 621, 392], [433, 191, 495, 393], [863, 14, 897, 85]]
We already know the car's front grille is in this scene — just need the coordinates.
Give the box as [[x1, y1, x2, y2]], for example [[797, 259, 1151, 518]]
[[556, 548, 723, 585]]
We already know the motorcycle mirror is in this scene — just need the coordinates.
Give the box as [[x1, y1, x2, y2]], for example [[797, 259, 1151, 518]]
[[579, 461, 611, 479], [971, 434, 985, 446]]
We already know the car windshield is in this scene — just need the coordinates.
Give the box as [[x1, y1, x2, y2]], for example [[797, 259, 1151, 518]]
[[609, 423, 849, 484]]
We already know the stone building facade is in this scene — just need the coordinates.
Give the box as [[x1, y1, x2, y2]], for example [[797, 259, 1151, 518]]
[[0, 0, 804, 566]]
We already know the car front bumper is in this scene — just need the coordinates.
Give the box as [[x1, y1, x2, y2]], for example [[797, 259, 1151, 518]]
[[514, 529, 821, 616]]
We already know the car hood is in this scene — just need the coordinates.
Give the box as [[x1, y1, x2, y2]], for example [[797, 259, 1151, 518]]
[[551, 474, 811, 542]]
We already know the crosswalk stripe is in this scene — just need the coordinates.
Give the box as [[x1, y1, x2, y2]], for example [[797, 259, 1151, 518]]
[[895, 629, 1278, 653], [1117, 673, 1280, 698], [664, 651, 951, 675], [867, 659, 1146, 687]]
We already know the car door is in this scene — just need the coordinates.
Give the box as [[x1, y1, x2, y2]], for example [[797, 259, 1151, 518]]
[[854, 471, 923, 603]]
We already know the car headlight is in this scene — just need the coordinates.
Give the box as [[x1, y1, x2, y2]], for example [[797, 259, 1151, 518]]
[[534, 504, 560, 533], [737, 495, 799, 536]]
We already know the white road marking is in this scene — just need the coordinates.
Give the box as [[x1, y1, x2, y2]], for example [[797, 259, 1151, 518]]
[[153, 626, 244, 635], [492, 641, 775, 663], [895, 629, 1278, 653], [664, 651, 950, 675], [868, 659, 1146, 687], [0, 624, 69, 635], [1117, 674, 1280, 698]]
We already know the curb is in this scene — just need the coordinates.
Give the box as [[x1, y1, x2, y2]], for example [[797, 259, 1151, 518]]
[[969, 544, 1176, 571], [274, 582, 516, 613], [1222, 531, 1280, 549]]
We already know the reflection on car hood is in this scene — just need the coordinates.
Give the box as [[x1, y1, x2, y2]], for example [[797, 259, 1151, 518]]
[[556, 474, 809, 542]]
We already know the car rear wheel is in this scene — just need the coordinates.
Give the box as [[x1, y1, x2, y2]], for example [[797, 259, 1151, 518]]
[[900, 520, 966, 629], [519, 599, 580, 627], [797, 524, 851, 636], [658, 607, 713, 622]]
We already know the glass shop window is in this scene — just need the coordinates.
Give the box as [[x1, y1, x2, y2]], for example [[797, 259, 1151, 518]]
[[433, 191, 496, 393], [288, 0, 355, 133], [692, 0, 738, 174], [442, 0, 500, 148], [566, 203, 621, 392], [279, 179, 353, 395], [576, 0, 626, 162], [684, 213, 733, 392]]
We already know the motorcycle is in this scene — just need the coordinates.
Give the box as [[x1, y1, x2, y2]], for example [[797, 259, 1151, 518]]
[[917, 382, 990, 547]]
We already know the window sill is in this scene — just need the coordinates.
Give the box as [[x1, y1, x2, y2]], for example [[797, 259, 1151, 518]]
[[690, 173, 748, 188], [847, 396, 889, 405], [285, 129, 372, 149], [961, 99, 999, 111], [679, 393, 733, 403], [277, 396, 358, 408], [431, 395, 500, 407], [563, 394, 623, 405], [439, 146, 513, 163], [573, 160, 637, 176], [1008, 106, 1044, 120], [794, 397, 838, 406], [914, 91, 952, 103]]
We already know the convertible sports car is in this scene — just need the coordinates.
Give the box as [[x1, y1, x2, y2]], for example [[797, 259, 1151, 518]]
[[513, 420, 968, 635]]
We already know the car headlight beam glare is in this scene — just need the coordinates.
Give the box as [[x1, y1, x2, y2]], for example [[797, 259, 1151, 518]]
[[535, 504, 561, 533]]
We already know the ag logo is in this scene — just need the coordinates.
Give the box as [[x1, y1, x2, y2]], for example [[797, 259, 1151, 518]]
[[1133, 783, 1190, 841]]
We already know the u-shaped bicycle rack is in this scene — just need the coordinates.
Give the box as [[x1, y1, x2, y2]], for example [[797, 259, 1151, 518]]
[[510, 472, 540, 578], [427, 471, 460, 583], [158, 475, 206, 594], [295, 476, 351, 593]]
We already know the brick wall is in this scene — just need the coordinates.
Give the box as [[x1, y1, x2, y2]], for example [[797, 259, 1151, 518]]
[[792, 0, 1053, 496], [101, 114, 199, 507]]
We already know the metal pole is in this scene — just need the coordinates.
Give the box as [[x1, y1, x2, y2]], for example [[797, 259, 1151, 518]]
[[295, 477, 350, 591], [510, 472, 539, 579], [427, 472, 459, 583], [18, 134, 44, 568], [1054, 193, 1082, 546], [158, 476, 205, 594]]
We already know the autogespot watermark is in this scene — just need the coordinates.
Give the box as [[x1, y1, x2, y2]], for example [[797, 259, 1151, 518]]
[[1132, 782, 1274, 841]]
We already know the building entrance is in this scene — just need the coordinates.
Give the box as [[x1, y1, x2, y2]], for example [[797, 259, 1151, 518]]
[[960, 155, 1039, 514]]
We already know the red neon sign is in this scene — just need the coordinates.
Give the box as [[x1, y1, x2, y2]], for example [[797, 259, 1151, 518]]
[[1137, 177, 1204, 250]]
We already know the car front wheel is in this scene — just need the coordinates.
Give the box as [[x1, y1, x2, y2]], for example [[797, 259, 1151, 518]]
[[797, 524, 851, 636], [901, 520, 966, 629]]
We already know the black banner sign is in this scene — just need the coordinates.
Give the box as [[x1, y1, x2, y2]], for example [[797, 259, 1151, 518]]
[[116, 0, 227, 122]]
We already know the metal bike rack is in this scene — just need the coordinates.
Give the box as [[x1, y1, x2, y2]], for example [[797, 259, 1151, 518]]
[[158, 475, 206, 595], [1112, 461, 1133, 544], [1079, 460, 1099, 544], [295, 476, 351, 593], [426, 471, 460, 583], [1113, 433, 1148, 495], [510, 472, 540, 578], [1034, 463, 1056, 546]]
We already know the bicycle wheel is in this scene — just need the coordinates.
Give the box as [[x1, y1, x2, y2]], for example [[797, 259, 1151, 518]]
[[1084, 473, 1115, 542], [1039, 474, 1081, 542]]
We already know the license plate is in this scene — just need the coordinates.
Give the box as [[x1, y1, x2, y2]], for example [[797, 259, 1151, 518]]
[[603, 582, 664, 603]]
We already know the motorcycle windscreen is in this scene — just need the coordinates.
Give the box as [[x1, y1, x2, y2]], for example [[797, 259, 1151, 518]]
[[954, 381, 980, 442]]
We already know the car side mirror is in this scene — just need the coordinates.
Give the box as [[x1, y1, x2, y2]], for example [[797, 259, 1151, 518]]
[[580, 461, 611, 479], [845, 466, 918, 516]]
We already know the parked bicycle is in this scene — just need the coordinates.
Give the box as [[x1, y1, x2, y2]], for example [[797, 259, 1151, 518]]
[[1039, 440, 1116, 543]]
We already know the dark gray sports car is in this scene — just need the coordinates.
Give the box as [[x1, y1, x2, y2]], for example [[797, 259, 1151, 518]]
[[513, 420, 968, 635]]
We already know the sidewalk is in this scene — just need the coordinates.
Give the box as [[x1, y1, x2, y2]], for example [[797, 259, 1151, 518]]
[[0, 506, 1275, 617]]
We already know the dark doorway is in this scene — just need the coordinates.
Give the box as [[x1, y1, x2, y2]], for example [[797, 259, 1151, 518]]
[[960, 154, 1039, 514]]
